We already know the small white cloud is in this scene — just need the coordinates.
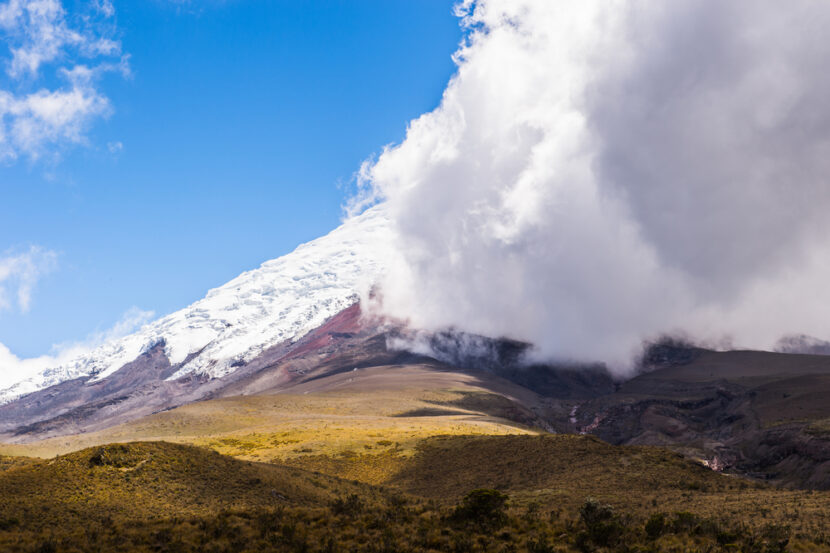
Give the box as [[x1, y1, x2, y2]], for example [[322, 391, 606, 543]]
[[106, 140, 122, 154], [1, 0, 84, 79], [0, 0, 127, 162], [0, 246, 57, 313], [95, 0, 114, 18], [1, 83, 111, 161]]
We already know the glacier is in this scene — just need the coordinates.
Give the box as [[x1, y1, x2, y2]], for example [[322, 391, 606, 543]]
[[0, 207, 393, 405]]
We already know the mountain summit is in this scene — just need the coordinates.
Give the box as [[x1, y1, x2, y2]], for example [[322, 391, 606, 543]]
[[0, 207, 392, 405]]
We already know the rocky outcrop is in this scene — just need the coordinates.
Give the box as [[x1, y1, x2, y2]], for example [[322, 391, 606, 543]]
[[572, 349, 830, 489]]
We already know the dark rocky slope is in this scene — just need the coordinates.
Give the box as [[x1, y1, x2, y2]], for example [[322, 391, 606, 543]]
[[572, 347, 830, 489]]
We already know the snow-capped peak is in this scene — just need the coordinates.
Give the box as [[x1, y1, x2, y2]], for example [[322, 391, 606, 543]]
[[0, 207, 392, 404]]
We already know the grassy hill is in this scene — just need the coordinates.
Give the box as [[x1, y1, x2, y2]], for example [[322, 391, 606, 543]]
[[0, 455, 35, 473], [387, 435, 830, 530], [283, 433, 830, 540], [1, 436, 829, 552], [0, 441, 383, 552], [0, 365, 537, 465], [2, 356, 830, 551]]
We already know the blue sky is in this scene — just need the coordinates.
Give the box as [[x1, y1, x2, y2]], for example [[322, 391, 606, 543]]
[[0, 0, 460, 358]]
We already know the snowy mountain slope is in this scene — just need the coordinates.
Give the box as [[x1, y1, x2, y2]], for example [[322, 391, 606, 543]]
[[0, 207, 393, 405]]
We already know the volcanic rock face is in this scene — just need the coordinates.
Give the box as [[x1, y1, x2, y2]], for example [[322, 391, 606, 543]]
[[0, 302, 383, 441], [0, 297, 617, 444], [571, 349, 830, 489]]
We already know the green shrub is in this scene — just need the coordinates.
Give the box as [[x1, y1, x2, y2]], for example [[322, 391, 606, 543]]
[[451, 489, 509, 529], [671, 511, 699, 533], [644, 512, 665, 540], [578, 498, 624, 547], [527, 534, 556, 553], [33, 540, 57, 553], [329, 494, 364, 518], [758, 523, 790, 553], [88, 444, 144, 468]]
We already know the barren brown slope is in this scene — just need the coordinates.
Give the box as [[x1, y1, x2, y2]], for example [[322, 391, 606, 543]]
[[574, 348, 830, 489]]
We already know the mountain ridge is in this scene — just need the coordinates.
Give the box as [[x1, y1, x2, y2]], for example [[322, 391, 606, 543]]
[[0, 206, 393, 405]]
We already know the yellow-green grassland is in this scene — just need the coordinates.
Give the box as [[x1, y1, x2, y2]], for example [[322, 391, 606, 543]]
[[1, 368, 829, 552]]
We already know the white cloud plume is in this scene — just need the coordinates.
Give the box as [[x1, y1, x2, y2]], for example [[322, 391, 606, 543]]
[[0, 0, 126, 161], [355, 0, 830, 372], [0, 246, 57, 313], [0, 306, 154, 390]]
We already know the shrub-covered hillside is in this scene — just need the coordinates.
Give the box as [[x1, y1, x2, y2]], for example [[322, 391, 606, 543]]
[[0, 436, 829, 552]]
